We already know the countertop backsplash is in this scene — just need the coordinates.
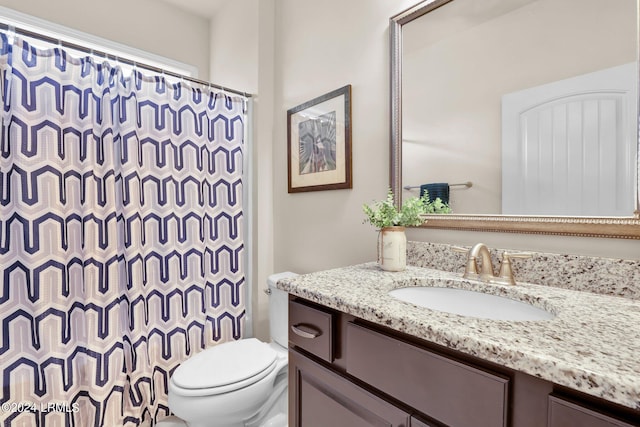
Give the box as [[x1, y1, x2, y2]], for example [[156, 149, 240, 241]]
[[407, 241, 640, 300]]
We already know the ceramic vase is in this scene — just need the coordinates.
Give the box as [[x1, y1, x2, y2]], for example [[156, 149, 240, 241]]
[[378, 226, 407, 272]]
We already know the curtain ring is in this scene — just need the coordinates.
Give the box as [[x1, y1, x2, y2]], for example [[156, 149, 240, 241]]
[[7, 25, 15, 44]]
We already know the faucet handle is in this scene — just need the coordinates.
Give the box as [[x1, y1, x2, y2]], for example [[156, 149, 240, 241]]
[[497, 252, 533, 285], [503, 251, 533, 260], [451, 246, 470, 253]]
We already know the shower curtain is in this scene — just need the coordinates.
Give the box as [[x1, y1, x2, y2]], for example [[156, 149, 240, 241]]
[[0, 32, 246, 426]]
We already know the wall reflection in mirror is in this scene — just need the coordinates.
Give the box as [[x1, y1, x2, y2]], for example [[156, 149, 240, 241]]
[[401, 0, 638, 217]]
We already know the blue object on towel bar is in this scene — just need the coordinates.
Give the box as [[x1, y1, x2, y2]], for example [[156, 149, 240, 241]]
[[420, 183, 449, 204]]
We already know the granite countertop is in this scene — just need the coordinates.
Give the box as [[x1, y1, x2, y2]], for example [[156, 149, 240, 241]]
[[277, 263, 640, 410]]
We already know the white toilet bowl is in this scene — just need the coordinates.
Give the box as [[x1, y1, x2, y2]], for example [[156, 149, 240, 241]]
[[168, 339, 287, 427], [167, 272, 297, 427]]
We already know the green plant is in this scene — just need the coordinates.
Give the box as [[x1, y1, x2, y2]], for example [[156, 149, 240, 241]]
[[362, 190, 451, 229]]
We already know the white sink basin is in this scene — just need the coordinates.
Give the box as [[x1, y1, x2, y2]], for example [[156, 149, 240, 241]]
[[388, 287, 555, 321]]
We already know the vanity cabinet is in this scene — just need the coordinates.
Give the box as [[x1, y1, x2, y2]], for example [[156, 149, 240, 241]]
[[288, 297, 640, 427]]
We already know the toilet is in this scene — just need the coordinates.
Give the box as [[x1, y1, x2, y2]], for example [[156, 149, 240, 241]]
[[167, 272, 297, 427]]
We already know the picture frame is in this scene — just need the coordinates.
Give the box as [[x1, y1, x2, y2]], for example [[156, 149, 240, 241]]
[[287, 85, 352, 193]]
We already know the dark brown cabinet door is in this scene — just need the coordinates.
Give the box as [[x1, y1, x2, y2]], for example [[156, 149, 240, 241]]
[[548, 396, 637, 427], [289, 349, 410, 427], [346, 322, 509, 427]]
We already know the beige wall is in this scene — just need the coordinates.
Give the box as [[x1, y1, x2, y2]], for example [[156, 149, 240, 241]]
[[270, 0, 639, 285], [209, 1, 259, 93], [273, 0, 418, 275], [0, 0, 210, 76]]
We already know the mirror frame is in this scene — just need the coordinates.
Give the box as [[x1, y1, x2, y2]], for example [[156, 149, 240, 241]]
[[390, 0, 640, 239]]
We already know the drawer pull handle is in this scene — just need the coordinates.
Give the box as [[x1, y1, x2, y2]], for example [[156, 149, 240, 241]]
[[291, 324, 322, 339]]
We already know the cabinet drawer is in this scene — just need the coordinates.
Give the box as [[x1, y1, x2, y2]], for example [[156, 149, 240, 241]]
[[289, 299, 334, 362], [346, 322, 509, 427], [548, 395, 636, 427]]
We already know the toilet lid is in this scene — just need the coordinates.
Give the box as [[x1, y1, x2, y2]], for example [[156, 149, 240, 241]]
[[172, 338, 278, 390]]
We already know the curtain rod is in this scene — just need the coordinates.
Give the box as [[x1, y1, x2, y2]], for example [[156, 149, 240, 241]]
[[0, 22, 252, 99]]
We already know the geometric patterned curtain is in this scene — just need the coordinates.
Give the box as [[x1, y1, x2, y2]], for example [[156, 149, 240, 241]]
[[0, 31, 246, 426]]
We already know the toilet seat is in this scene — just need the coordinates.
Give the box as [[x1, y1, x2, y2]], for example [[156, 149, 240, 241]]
[[171, 338, 278, 396]]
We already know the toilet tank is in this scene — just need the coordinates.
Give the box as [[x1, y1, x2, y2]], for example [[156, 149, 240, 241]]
[[267, 272, 298, 348]]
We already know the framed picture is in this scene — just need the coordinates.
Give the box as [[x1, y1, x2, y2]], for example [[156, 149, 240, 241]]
[[287, 85, 352, 193]]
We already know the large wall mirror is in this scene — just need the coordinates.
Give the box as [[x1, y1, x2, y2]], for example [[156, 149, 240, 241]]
[[390, 0, 640, 239]]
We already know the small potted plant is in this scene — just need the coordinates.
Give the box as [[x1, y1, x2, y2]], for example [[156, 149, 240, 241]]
[[363, 190, 451, 271]]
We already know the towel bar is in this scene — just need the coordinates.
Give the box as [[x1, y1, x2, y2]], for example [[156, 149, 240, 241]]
[[403, 181, 472, 190]]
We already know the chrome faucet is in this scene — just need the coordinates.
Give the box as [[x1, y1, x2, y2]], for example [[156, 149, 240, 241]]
[[453, 244, 532, 285]]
